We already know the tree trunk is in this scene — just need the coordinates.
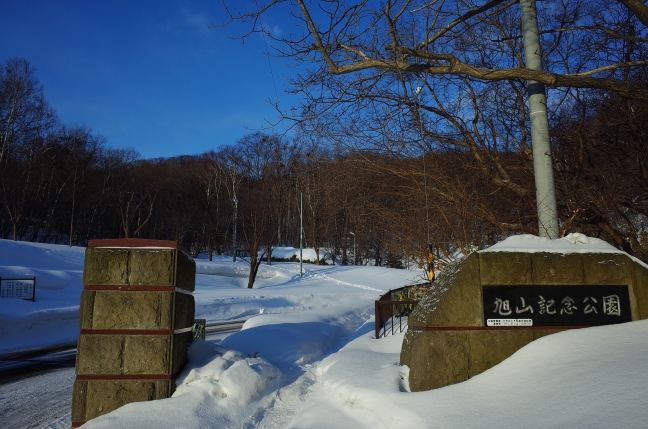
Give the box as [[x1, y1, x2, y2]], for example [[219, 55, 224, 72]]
[[247, 252, 262, 288]]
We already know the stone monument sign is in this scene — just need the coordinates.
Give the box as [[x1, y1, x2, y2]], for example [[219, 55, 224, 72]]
[[400, 234, 648, 392]]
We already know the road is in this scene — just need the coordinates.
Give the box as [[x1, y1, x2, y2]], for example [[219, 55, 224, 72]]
[[0, 321, 246, 429], [0, 366, 75, 429]]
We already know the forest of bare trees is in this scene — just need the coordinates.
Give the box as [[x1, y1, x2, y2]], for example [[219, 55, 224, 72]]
[[214, 0, 648, 262], [3, 0, 648, 281]]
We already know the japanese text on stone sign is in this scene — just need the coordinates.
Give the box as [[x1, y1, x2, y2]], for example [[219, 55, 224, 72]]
[[482, 285, 631, 327]]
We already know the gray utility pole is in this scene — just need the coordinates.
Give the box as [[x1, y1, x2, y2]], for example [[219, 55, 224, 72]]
[[232, 196, 238, 262], [349, 231, 356, 265], [300, 192, 303, 277], [520, 0, 560, 239]]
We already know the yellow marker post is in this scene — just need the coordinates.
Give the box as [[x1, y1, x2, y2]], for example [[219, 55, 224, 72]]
[[427, 244, 435, 282]]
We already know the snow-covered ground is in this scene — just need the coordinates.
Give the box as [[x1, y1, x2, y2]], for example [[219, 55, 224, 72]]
[[0, 239, 85, 354], [1, 237, 648, 428]]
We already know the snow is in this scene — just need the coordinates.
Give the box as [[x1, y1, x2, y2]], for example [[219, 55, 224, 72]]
[[271, 246, 330, 262], [481, 232, 622, 254], [284, 320, 648, 429], [2, 236, 648, 428], [480, 232, 648, 271], [0, 239, 85, 353]]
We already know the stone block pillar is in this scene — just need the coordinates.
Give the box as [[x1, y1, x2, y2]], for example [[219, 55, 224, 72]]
[[71, 239, 195, 427]]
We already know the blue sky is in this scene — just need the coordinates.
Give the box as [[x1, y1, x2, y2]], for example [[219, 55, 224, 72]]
[[0, 0, 296, 159]]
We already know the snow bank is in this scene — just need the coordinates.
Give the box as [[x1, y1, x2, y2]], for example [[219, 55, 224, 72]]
[[82, 298, 377, 429], [482, 233, 621, 254], [221, 299, 375, 370], [0, 239, 85, 353], [76, 295, 374, 429], [271, 247, 329, 262], [81, 340, 281, 429], [192, 263, 418, 322], [83, 317, 648, 429], [272, 320, 648, 429], [0, 239, 418, 353]]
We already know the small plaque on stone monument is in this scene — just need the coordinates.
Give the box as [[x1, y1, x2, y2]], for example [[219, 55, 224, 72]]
[[482, 285, 632, 327]]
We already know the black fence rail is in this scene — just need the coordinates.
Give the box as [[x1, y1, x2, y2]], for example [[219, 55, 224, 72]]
[[375, 284, 426, 338], [193, 318, 250, 340], [375, 300, 419, 338]]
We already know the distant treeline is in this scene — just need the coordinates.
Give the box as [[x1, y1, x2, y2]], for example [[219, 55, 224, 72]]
[[2, 57, 648, 265]]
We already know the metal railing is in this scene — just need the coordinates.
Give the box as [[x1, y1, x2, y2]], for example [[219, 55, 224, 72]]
[[375, 284, 425, 338], [193, 318, 249, 340], [205, 319, 248, 333], [375, 300, 419, 338]]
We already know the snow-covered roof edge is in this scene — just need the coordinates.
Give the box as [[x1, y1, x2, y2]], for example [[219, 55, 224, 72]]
[[479, 233, 648, 270]]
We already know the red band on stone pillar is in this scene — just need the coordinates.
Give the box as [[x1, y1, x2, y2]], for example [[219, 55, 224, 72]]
[[76, 374, 173, 380], [83, 285, 177, 292], [88, 238, 178, 248]]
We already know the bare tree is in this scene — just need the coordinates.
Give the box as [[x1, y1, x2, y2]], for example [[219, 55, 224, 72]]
[[0, 58, 56, 166], [220, 0, 648, 241], [295, 139, 333, 265], [81, 147, 139, 243], [113, 159, 158, 239], [553, 86, 648, 259], [196, 151, 229, 260], [232, 133, 285, 286], [222, 0, 648, 100], [217, 145, 245, 261]]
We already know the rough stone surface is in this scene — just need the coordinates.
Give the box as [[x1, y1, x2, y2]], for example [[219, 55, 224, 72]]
[[129, 249, 175, 286], [170, 331, 192, 374], [75, 332, 192, 377], [79, 291, 96, 329], [174, 293, 195, 329], [155, 379, 175, 399], [90, 291, 170, 330], [83, 248, 130, 285], [409, 253, 482, 327], [402, 330, 470, 392], [73, 379, 175, 423], [401, 328, 571, 391], [82, 247, 196, 288], [467, 330, 534, 377], [531, 253, 585, 284], [76, 335, 124, 375], [175, 251, 196, 292], [401, 250, 648, 392], [532, 328, 565, 341], [480, 252, 531, 285], [79, 291, 195, 330], [123, 335, 170, 374], [84, 380, 157, 421], [583, 254, 633, 285], [71, 380, 88, 422], [633, 262, 648, 319]]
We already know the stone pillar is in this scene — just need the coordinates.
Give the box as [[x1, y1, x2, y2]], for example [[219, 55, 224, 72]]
[[71, 239, 195, 427]]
